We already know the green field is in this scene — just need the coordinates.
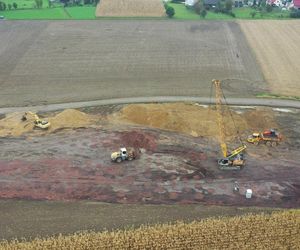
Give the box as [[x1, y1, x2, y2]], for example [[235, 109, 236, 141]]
[[65, 6, 96, 19], [0, 6, 96, 19]]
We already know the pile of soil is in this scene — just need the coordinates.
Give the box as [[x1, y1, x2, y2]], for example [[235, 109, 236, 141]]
[[0, 109, 96, 137], [109, 103, 278, 138]]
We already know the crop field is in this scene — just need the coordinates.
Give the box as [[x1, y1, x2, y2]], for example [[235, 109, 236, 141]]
[[0, 20, 265, 107], [96, 0, 165, 17], [1, 210, 299, 249], [240, 20, 300, 97]]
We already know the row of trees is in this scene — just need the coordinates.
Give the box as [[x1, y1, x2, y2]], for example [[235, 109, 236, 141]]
[[193, 0, 235, 18], [0, 1, 17, 10]]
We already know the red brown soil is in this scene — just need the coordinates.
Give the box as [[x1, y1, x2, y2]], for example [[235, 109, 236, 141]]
[[0, 127, 299, 208]]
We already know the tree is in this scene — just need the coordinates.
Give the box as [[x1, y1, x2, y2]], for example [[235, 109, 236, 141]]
[[265, 4, 272, 12], [194, 1, 202, 14], [8, 3, 12, 9], [250, 11, 257, 18], [0, 2, 6, 10], [166, 6, 175, 17], [35, 0, 43, 8], [225, 0, 233, 11], [12, 2, 17, 9], [200, 9, 207, 18]]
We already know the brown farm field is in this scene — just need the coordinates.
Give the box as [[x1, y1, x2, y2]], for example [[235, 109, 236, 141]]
[[240, 20, 300, 97], [96, 0, 165, 17], [0, 21, 265, 108]]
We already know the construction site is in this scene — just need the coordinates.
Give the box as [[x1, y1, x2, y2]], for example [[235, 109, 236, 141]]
[[1, 97, 299, 208], [0, 20, 300, 244]]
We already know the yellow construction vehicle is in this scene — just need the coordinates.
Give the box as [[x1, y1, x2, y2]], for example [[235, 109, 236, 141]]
[[247, 129, 282, 146], [111, 147, 136, 163], [21, 111, 50, 129], [212, 79, 246, 170]]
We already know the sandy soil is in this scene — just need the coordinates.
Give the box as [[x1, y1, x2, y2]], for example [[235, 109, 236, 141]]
[[96, 0, 165, 17], [239, 20, 300, 97], [0, 21, 265, 107]]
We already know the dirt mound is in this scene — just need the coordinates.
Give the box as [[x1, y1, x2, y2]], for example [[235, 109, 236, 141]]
[[48, 109, 96, 132], [0, 109, 96, 137], [109, 103, 278, 138], [0, 112, 34, 137], [96, 0, 165, 17], [120, 130, 157, 151]]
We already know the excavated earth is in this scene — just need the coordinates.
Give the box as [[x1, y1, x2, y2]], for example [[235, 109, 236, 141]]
[[0, 104, 299, 208]]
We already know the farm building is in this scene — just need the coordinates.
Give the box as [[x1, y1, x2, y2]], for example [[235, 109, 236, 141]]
[[204, 0, 219, 7], [185, 0, 197, 6], [266, 0, 284, 7], [293, 0, 300, 8]]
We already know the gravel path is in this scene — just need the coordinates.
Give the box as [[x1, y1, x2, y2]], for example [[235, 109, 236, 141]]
[[0, 96, 299, 114]]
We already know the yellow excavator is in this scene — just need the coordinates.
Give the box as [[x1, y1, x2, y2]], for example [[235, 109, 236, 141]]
[[212, 79, 246, 170], [21, 111, 50, 129]]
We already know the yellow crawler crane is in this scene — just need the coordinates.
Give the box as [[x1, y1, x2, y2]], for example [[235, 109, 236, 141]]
[[212, 79, 246, 170]]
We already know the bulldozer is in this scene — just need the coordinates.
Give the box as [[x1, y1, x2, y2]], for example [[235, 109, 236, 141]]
[[111, 147, 136, 163], [212, 79, 247, 170], [21, 111, 50, 129], [247, 129, 282, 146]]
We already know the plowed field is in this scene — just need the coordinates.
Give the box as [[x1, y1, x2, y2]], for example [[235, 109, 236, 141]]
[[0, 21, 265, 108]]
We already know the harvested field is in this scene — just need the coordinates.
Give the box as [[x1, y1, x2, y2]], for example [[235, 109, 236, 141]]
[[0, 21, 265, 108], [240, 20, 300, 97], [96, 0, 165, 17]]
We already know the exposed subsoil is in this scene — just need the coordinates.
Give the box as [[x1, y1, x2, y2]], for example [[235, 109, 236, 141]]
[[0, 105, 299, 208]]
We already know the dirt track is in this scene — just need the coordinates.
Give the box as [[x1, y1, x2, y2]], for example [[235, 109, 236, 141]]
[[0, 20, 265, 108]]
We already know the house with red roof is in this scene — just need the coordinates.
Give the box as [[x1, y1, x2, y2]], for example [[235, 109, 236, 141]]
[[293, 0, 300, 9]]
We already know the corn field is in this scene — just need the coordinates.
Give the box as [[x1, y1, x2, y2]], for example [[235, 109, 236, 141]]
[[1, 210, 299, 250]]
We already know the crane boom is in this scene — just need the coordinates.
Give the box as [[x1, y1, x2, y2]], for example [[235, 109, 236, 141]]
[[212, 79, 227, 158], [212, 79, 247, 170]]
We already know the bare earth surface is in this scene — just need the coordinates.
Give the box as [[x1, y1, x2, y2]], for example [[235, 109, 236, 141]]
[[0, 21, 265, 108], [0, 106, 299, 208], [239, 20, 300, 96], [0, 200, 278, 240], [96, 0, 165, 17]]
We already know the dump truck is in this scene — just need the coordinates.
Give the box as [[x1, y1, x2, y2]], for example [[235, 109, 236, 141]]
[[111, 147, 136, 163], [247, 129, 282, 146]]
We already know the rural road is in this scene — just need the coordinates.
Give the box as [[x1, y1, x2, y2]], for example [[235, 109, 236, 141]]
[[0, 96, 299, 114]]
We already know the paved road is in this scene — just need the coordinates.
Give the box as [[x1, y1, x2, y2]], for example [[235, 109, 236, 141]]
[[0, 96, 299, 114]]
